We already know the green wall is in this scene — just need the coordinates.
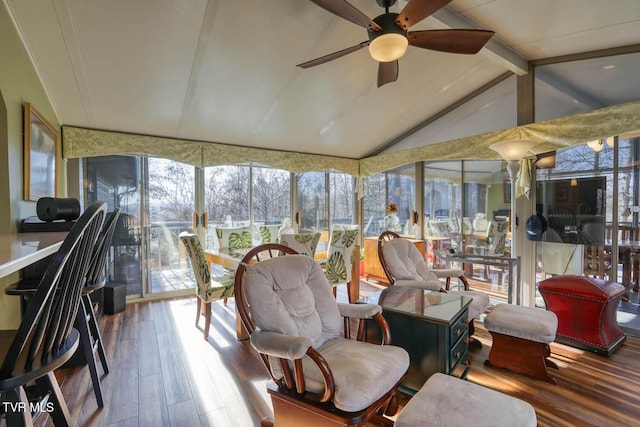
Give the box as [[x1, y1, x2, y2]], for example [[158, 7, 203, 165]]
[[0, 4, 63, 328]]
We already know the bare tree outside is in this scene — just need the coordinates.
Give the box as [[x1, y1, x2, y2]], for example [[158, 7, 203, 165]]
[[205, 166, 250, 222], [330, 173, 354, 224], [148, 159, 194, 221], [298, 172, 326, 230], [252, 167, 290, 223]]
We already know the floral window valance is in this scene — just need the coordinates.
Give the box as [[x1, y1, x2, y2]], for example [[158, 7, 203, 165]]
[[63, 99, 640, 179]]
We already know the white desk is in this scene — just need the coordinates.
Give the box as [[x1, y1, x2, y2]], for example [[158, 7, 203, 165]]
[[0, 232, 68, 279]]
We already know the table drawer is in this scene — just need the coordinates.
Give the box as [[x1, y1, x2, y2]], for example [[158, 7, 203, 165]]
[[450, 352, 470, 379], [449, 311, 468, 344], [450, 330, 469, 370]]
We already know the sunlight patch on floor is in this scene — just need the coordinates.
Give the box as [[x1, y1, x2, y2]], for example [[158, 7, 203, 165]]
[[250, 378, 273, 411]]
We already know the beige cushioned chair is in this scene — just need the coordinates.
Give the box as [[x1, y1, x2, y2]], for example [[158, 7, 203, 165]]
[[235, 244, 409, 427], [378, 231, 489, 348]]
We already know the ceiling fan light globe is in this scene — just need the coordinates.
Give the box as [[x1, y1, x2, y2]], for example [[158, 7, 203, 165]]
[[369, 33, 408, 62]]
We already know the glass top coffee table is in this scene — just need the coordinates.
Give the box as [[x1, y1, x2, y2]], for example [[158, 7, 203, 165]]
[[363, 286, 472, 392]]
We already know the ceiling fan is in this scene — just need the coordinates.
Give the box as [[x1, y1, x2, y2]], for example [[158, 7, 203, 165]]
[[298, 0, 495, 87]]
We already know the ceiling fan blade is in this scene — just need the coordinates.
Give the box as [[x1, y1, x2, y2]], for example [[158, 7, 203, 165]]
[[396, 0, 453, 30], [408, 29, 495, 54], [377, 60, 399, 88], [297, 41, 370, 68], [308, 0, 381, 30]]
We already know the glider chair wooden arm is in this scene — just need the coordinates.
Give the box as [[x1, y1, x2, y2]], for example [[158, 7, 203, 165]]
[[234, 244, 409, 427], [336, 303, 392, 343]]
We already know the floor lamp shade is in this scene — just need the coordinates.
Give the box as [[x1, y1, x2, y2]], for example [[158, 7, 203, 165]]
[[489, 140, 540, 161]]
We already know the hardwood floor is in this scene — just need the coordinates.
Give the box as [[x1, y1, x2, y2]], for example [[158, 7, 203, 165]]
[[32, 283, 640, 427]]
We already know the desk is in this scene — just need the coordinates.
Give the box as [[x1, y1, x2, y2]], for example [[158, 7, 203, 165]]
[[0, 232, 67, 279], [363, 287, 471, 393], [205, 246, 360, 340], [0, 232, 67, 329]]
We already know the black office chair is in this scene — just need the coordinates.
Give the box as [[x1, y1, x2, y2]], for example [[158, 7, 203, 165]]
[[0, 201, 106, 427]]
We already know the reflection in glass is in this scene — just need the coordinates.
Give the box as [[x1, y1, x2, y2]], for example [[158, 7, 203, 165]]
[[86, 155, 143, 297]]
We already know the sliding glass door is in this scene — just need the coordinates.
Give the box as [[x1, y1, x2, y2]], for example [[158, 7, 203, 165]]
[[146, 158, 196, 294]]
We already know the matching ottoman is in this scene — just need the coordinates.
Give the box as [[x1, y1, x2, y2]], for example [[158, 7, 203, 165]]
[[539, 275, 626, 355], [484, 303, 559, 384], [396, 373, 537, 427]]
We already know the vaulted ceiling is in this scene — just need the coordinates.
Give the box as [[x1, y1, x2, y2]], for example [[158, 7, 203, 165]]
[[6, 0, 640, 159]]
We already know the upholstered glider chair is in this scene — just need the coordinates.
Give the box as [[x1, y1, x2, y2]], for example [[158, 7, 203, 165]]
[[279, 232, 321, 258], [180, 232, 234, 340], [325, 228, 360, 302], [378, 231, 489, 349], [235, 244, 409, 427]]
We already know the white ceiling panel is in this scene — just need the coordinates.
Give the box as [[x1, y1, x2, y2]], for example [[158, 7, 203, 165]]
[[455, 0, 640, 59], [5, 0, 640, 159]]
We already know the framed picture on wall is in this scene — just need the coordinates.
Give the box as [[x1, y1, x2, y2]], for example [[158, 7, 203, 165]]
[[23, 102, 59, 201]]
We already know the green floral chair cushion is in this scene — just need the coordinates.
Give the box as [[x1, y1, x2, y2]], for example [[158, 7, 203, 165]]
[[215, 226, 253, 250], [258, 224, 281, 244], [487, 220, 509, 256], [461, 217, 473, 235], [280, 232, 321, 258], [325, 229, 359, 286], [180, 232, 234, 302]]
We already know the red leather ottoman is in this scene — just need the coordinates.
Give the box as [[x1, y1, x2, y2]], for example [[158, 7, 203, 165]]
[[539, 275, 625, 355]]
